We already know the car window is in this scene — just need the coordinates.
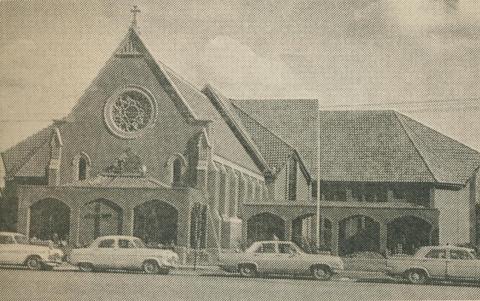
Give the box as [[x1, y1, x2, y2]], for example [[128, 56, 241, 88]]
[[14, 235, 29, 245], [450, 249, 474, 260], [118, 239, 135, 249], [0, 235, 14, 244], [133, 238, 146, 248], [279, 243, 295, 254], [256, 243, 276, 254], [425, 249, 446, 259], [98, 239, 115, 248]]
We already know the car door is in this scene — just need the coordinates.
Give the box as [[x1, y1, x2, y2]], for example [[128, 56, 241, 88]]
[[446, 249, 480, 280], [253, 242, 278, 273], [94, 238, 117, 268], [276, 243, 303, 274], [116, 239, 139, 269], [0, 235, 16, 264], [422, 248, 448, 279]]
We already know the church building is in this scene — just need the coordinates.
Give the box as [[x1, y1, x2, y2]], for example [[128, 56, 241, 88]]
[[2, 18, 480, 257]]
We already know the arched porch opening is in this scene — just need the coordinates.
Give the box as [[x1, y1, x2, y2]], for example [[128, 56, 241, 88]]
[[29, 199, 70, 242], [339, 215, 380, 256], [292, 214, 332, 253], [387, 215, 432, 255], [246, 212, 285, 244], [134, 200, 178, 247], [80, 199, 123, 245]]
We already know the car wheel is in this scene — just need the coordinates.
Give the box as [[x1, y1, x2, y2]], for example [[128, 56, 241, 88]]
[[25, 256, 42, 270], [158, 267, 170, 275], [406, 269, 428, 285], [143, 260, 160, 274], [239, 264, 256, 278], [78, 263, 94, 273], [311, 265, 332, 281]]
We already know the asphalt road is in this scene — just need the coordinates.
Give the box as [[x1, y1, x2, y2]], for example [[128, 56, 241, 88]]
[[0, 268, 479, 301]]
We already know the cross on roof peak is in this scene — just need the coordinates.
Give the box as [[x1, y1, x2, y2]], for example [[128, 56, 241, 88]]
[[130, 5, 141, 28]]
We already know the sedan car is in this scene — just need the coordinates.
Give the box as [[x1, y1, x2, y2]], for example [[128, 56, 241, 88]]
[[0, 232, 63, 270], [69, 235, 179, 274], [219, 241, 344, 280]]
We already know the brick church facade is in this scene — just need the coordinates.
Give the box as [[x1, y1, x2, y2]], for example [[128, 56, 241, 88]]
[[2, 25, 480, 256]]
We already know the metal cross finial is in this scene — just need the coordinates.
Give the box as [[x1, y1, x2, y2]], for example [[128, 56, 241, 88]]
[[130, 5, 141, 28]]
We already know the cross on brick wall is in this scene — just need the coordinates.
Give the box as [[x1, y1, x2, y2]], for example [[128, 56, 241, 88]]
[[84, 203, 113, 239]]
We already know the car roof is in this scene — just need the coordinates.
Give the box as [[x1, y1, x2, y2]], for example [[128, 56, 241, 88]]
[[94, 235, 140, 240], [420, 245, 474, 252], [0, 232, 23, 236]]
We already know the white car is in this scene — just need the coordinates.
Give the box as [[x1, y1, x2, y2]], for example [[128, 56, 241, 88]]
[[69, 235, 179, 274], [0, 232, 63, 270]]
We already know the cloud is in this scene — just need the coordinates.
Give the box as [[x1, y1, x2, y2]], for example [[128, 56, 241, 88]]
[[196, 35, 313, 98]]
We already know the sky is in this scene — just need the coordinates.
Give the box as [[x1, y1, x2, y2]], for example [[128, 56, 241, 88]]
[[0, 0, 479, 184]]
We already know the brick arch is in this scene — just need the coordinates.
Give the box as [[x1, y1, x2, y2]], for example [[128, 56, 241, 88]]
[[133, 199, 179, 246], [387, 215, 433, 255], [247, 212, 285, 244], [29, 198, 70, 241]]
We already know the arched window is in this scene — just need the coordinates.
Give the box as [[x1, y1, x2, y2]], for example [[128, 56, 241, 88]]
[[78, 157, 87, 180], [72, 152, 91, 181], [287, 157, 297, 201], [172, 158, 182, 185]]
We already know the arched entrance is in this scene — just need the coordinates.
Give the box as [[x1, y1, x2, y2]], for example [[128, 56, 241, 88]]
[[339, 215, 380, 256], [387, 216, 432, 255], [247, 212, 285, 244], [291, 215, 332, 253], [29, 199, 70, 241], [134, 200, 178, 246], [80, 199, 123, 245]]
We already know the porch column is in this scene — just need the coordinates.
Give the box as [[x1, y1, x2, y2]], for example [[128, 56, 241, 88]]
[[123, 206, 134, 236], [331, 220, 339, 255], [285, 218, 292, 241], [16, 205, 30, 237], [69, 206, 81, 246], [379, 222, 387, 254]]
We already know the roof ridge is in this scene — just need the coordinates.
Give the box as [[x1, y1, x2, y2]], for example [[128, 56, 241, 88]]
[[159, 63, 209, 100], [393, 111, 439, 183], [231, 102, 296, 151]]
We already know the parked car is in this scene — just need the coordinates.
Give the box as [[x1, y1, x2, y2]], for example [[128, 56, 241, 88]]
[[219, 240, 344, 280], [69, 235, 179, 274], [386, 245, 480, 284], [0, 232, 63, 270], [343, 251, 387, 272]]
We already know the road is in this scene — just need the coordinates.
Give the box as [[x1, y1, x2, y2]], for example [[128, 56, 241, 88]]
[[0, 268, 479, 301]]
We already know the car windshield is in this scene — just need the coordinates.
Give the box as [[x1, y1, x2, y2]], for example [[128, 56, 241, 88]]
[[133, 238, 146, 248], [14, 235, 29, 245]]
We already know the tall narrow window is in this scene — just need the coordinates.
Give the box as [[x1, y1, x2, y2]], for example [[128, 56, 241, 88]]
[[287, 157, 297, 201], [172, 158, 182, 185], [78, 157, 87, 180]]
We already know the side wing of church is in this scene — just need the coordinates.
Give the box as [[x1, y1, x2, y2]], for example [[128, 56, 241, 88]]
[[2, 24, 480, 258]]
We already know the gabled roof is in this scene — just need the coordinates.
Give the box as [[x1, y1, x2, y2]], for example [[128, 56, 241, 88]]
[[233, 99, 480, 186], [231, 104, 310, 179], [1, 126, 54, 178]]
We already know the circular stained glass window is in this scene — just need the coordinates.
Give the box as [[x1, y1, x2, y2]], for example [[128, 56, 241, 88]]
[[104, 87, 157, 139]]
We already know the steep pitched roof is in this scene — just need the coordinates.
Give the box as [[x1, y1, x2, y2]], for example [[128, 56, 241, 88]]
[[233, 100, 480, 185], [1, 126, 54, 178]]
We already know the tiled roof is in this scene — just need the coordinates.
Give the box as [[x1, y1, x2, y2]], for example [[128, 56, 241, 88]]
[[233, 100, 480, 185], [231, 104, 295, 174], [64, 174, 170, 189], [1, 126, 54, 178]]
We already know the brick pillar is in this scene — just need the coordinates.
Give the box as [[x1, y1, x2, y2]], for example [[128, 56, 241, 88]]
[[123, 207, 134, 236], [285, 218, 292, 241], [16, 206, 30, 237], [228, 169, 238, 217], [69, 206, 81, 246], [331, 220, 339, 255], [379, 222, 388, 254]]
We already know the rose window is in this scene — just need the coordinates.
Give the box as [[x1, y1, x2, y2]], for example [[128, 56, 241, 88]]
[[104, 87, 157, 139]]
